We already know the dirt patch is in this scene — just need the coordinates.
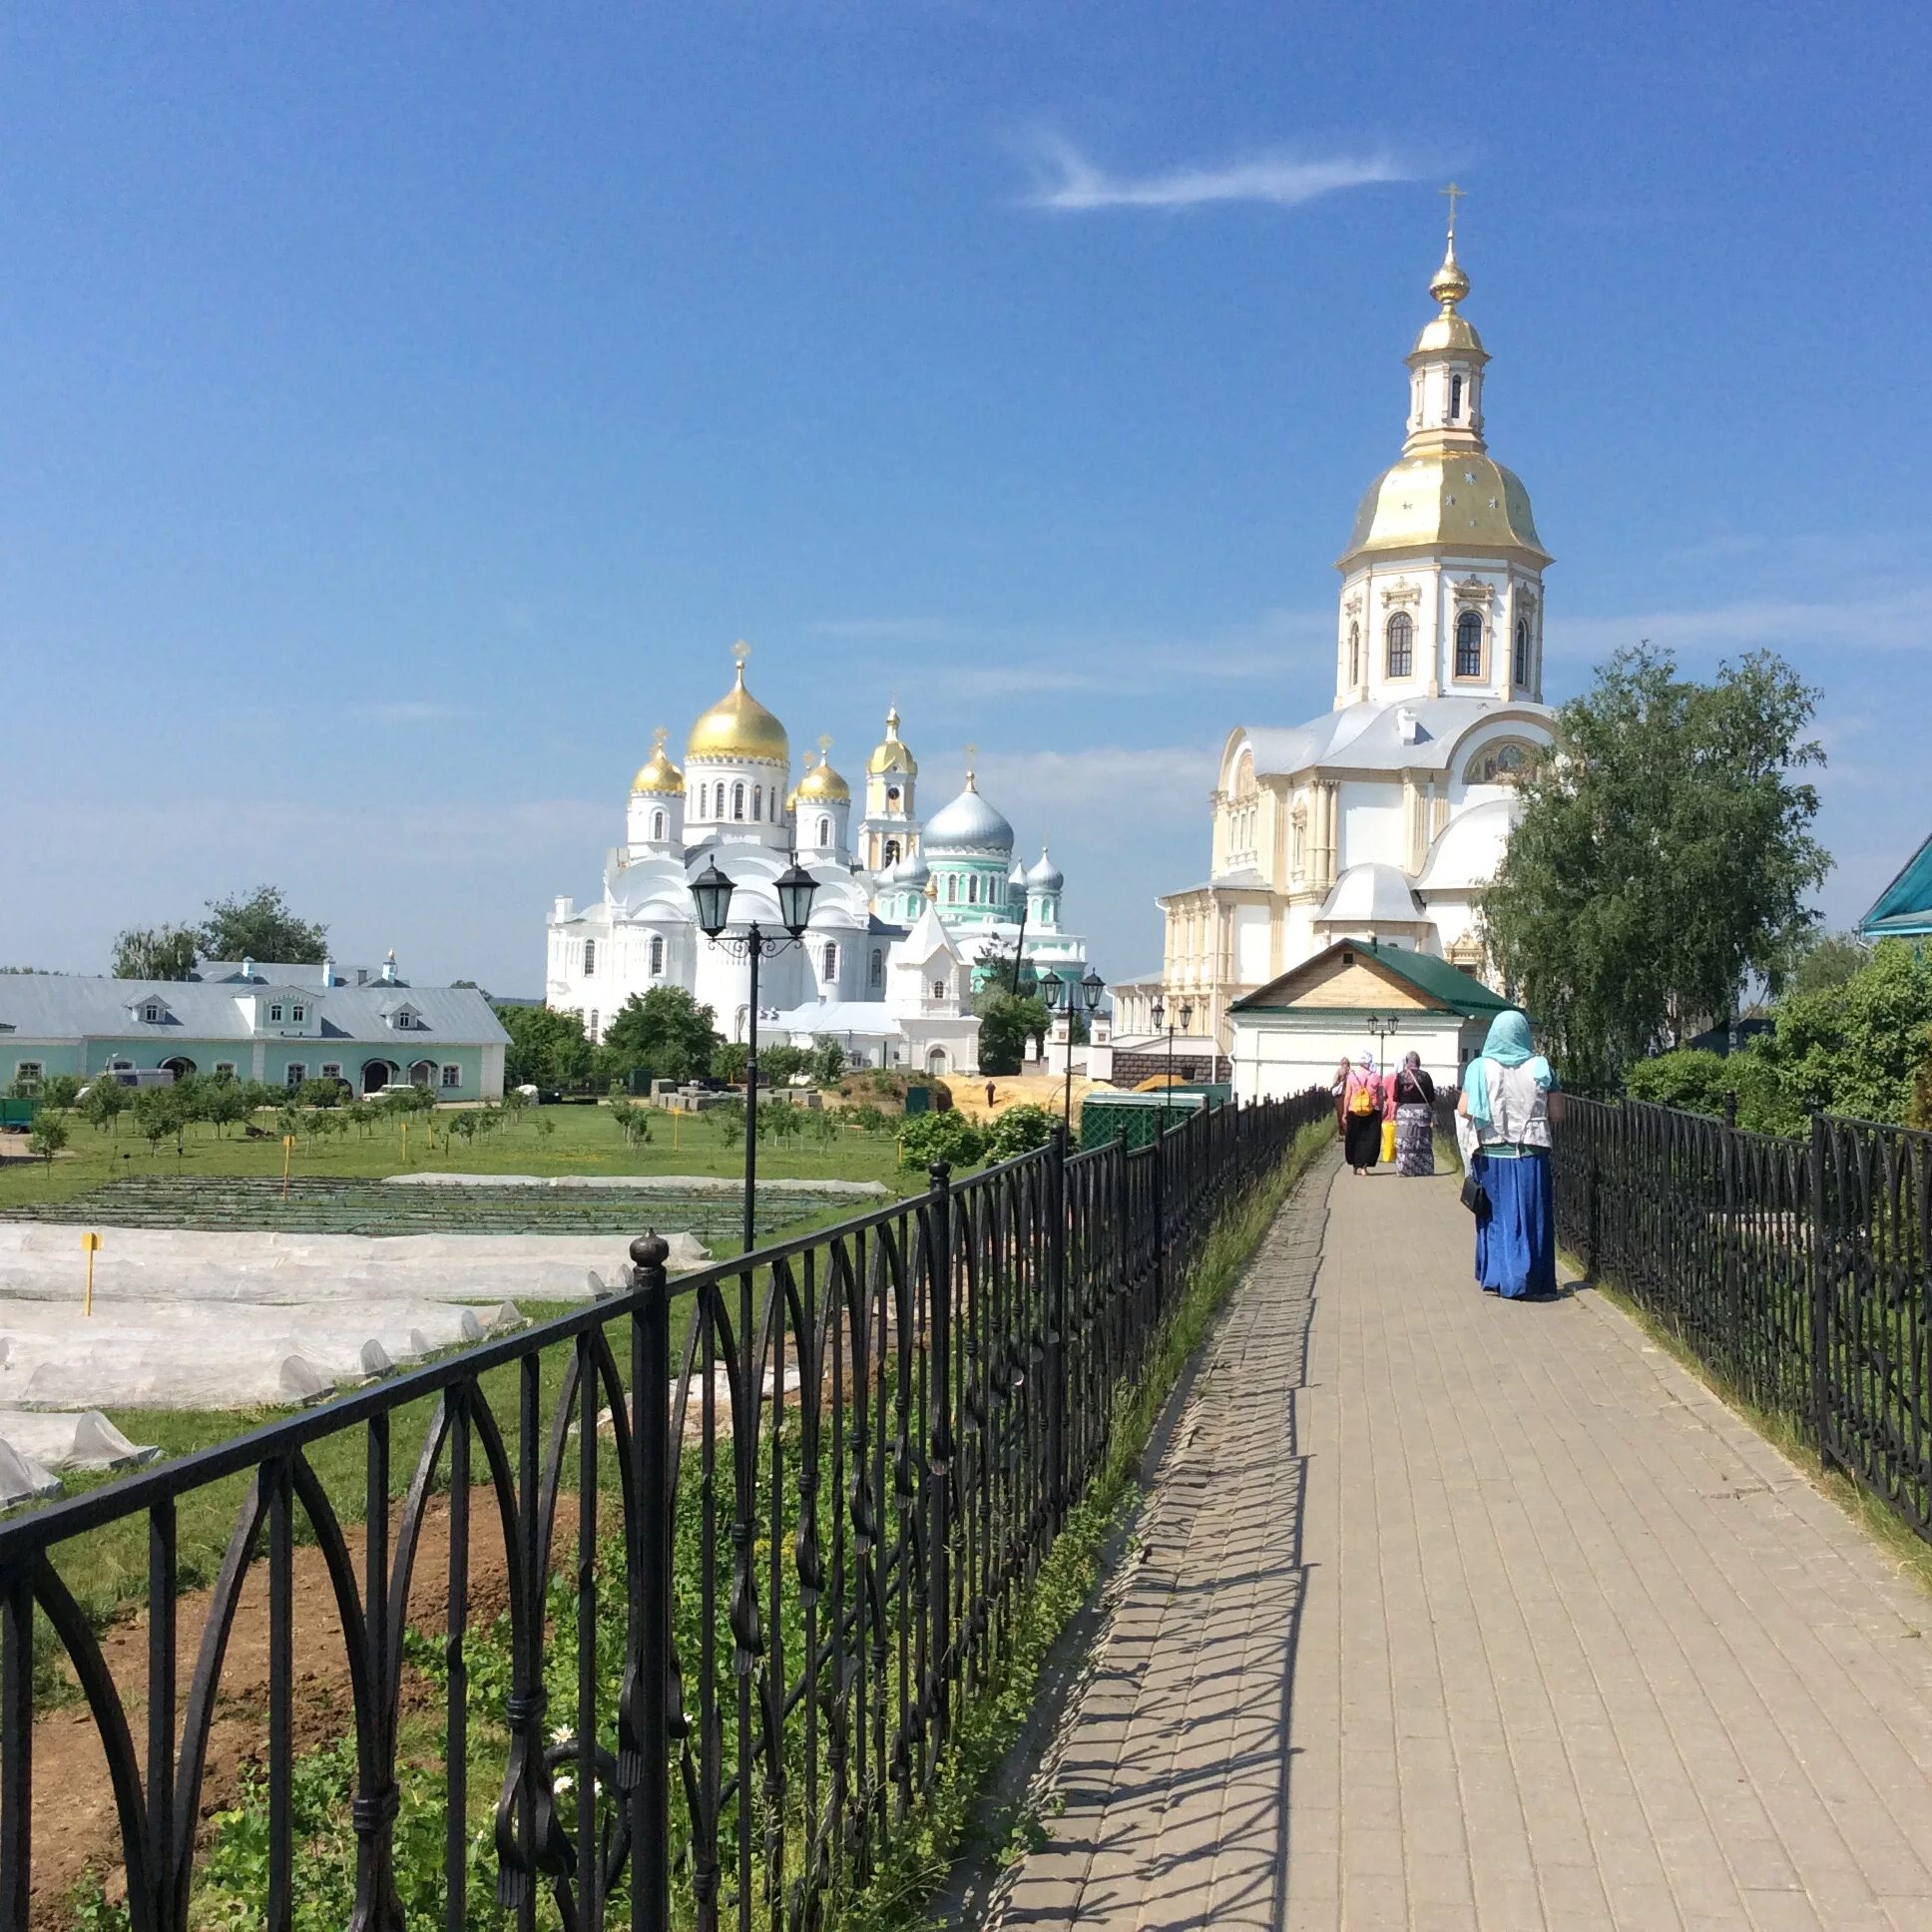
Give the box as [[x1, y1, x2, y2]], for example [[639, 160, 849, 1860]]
[[29, 1487, 561, 1924]]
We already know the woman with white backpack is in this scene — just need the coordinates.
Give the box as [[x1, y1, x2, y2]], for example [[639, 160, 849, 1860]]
[[1456, 1011, 1562, 1297]]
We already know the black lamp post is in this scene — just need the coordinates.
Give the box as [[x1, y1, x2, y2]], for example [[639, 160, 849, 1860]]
[[1365, 1012, 1400, 1070], [1040, 966, 1107, 1133], [1149, 994, 1195, 1135], [690, 855, 819, 1256]]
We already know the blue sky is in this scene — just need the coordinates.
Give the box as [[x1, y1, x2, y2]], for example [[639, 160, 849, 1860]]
[[3, 1, 1927, 991]]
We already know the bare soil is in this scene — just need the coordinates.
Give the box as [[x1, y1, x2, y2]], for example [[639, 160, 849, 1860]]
[[29, 1487, 558, 1925]]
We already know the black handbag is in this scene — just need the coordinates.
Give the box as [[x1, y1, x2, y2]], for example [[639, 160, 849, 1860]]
[[1460, 1154, 1490, 1220]]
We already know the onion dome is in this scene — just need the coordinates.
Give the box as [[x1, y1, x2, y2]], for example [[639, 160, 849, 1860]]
[[1027, 843, 1064, 891], [794, 735, 850, 803], [1340, 452, 1547, 567], [1412, 231, 1484, 357], [868, 705, 917, 776], [897, 847, 931, 886], [924, 754, 1014, 855], [687, 643, 788, 764], [631, 726, 685, 795]]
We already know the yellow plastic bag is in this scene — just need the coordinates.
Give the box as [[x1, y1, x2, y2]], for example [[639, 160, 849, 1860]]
[[1380, 1120, 1396, 1166]]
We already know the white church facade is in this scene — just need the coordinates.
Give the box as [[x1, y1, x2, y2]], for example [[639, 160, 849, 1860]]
[[545, 648, 1093, 1076], [1116, 212, 1556, 1056]]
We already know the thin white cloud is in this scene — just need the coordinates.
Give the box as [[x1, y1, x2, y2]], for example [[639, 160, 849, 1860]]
[[358, 701, 471, 725], [1550, 584, 1932, 660], [1017, 131, 1419, 213]]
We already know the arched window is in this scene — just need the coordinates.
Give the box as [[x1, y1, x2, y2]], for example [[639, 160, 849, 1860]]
[[817, 815, 830, 847], [1385, 612, 1414, 679], [1514, 617, 1531, 685], [751, 784, 762, 819], [1348, 622, 1360, 685], [1449, 372, 1464, 420], [583, 939, 597, 976], [945, 875, 957, 903], [883, 838, 899, 865], [649, 934, 665, 975], [931, 980, 946, 1002], [1465, 739, 1536, 784], [651, 809, 666, 840], [820, 941, 837, 980], [1455, 610, 1484, 679], [731, 783, 745, 821], [869, 948, 883, 988]]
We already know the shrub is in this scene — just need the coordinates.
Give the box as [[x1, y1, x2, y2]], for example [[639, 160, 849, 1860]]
[[39, 1073, 80, 1112], [81, 1081, 127, 1134], [897, 1110, 986, 1172], [987, 1103, 1057, 1161], [295, 1077, 343, 1109], [849, 1103, 890, 1136], [26, 1113, 68, 1167]]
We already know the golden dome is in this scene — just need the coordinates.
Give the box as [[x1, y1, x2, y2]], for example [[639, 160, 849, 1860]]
[[795, 736, 851, 804], [686, 644, 789, 764], [867, 704, 918, 777], [630, 725, 685, 796], [1337, 451, 1549, 569]]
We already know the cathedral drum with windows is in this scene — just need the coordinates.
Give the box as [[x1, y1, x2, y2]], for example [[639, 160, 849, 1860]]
[[1120, 208, 1556, 1052]]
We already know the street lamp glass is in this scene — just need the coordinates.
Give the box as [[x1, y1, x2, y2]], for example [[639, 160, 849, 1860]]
[[1040, 975, 1063, 1010], [1151, 996, 1166, 1030], [1081, 967, 1105, 1012], [1180, 1003, 1195, 1031], [690, 860, 735, 939], [774, 857, 819, 939]]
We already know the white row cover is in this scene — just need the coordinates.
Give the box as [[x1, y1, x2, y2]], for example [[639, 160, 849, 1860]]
[[0, 1408, 154, 1473]]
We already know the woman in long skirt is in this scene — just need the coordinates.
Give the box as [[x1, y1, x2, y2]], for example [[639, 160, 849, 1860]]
[[1457, 1012, 1560, 1297], [1341, 1052, 1384, 1175], [1389, 1051, 1436, 1176]]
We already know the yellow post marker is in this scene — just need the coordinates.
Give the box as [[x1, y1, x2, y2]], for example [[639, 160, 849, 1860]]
[[674, 1110, 681, 1153], [81, 1231, 102, 1317], [401, 1121, 409, 1163], [281, 1133, 294, 1200]]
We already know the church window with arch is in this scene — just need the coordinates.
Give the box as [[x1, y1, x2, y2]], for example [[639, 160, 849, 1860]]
[[817, 815, 830, 848], [651, 809, 666, 840], [820, 941, 837, 981], [751, 783, 762, 819], [1385, 612, 1414, 679], [582, 939, 597, 976], [1348, 621, 1360, 685], [1514, 617, 1531, 686], [869, 948, 883, 989], [1449, 372, 1464, 420], [945, 875, 957, 903], [967, 875, 979, 905], [1454, 610, 1484, 679], [649, 934, 665, 976], [883, 838, 899, 865], [730, 783, 745, 820]]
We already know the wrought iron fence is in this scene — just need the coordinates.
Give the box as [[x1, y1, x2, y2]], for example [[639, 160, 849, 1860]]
[[0, 1089, 1323, 1930], [1554, 1096, 1932, 1540]]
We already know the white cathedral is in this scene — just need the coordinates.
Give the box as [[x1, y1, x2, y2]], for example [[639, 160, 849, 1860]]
[[1116, 212, 1558, 1054], [546, 649, 1092, 1076]]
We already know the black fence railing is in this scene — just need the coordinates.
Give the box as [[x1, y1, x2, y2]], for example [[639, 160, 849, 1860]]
[[1554, 1096, 1932, 1540], [0, 1089, 1324, 1930]]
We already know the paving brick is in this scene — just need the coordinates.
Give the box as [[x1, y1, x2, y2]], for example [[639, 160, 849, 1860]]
[[981, 1158, 1932, 1930]]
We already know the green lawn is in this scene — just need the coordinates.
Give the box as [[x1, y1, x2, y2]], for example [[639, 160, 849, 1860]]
[[0, 1097, 906, 1211]]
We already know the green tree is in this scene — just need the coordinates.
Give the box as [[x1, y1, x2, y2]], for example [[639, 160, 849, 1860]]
[[200, 885, 328, 963], [712, 1042, 749, 1084], [495, 1005, 594, 1091], [601, 987, 724, 1085], [81, 1080, 128, 1135], [987, 1102, 1057, 1161], [896, 1110, 986, 1172], [1480, 646, 1828, 1089], [760, 1044, 809, 1085], [807, 1034, 846, 1084], [39, 1074, 80, 1112], [1751, 938, 1932, 1130], [26, 1112, 68, 1169], [972, 990, 1049, 1077], [112, 923, 200, 980], [1786, 930, 1871, 998]]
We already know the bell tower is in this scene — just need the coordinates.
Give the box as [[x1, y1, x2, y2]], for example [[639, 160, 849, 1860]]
[[860, 705, 919, 872]]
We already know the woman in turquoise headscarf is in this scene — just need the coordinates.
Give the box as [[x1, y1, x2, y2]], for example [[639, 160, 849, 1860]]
[[1456, 1010, 1561, 1298]]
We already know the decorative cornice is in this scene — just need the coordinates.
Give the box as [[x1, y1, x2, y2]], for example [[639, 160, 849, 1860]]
[[1380, 579, 1423, 610], [1451, 575, 1495, 607]]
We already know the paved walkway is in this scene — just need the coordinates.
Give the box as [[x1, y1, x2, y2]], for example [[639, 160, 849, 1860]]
[[986, 1153, 1932, 1931]]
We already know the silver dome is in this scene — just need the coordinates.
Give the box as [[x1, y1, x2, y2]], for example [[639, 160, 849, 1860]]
[[923, 782, 1014, 854], [1026, 845, 1064, 891], [898, 847, 931, 884]]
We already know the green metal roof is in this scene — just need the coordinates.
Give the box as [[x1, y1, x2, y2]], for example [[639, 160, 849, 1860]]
[[1859, 834, 1932, 940], [1231, 939, 1515, 1020]]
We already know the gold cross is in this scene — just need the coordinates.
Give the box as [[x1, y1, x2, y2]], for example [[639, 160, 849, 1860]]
[[651, 724, 667, 750], [818, 732, 832, 753], [731, 639, 750, 667], [965, 741, 978, 778], [1441, 181, 1466, 240]]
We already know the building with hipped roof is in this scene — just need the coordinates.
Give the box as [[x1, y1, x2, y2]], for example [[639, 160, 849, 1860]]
[[0, 952, 509, 1098], [545, 648, 1095, 1076], [1118, 204, 1557, 1055]]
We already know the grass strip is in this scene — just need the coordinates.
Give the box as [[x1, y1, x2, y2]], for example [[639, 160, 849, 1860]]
[[841, 1117, 1335, 1930]]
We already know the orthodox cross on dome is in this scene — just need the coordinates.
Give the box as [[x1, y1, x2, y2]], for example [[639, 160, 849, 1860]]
[[1440, 180, 1466, 240], [818, 732, 832, 758], [731, 638, 751, 683], [651, 725, 668, 752], [965, 742, 978, 788]]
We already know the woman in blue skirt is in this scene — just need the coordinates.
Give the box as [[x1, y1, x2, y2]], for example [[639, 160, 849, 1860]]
[[1457, 1012, 1560, 1298]]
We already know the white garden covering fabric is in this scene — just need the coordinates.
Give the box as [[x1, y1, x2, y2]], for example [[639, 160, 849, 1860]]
[[0, 1296, 527, 1411], [0, 1223, 709, 1306], [0, 1408, 155, 1472], [0, 1438, 60, 1508]]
